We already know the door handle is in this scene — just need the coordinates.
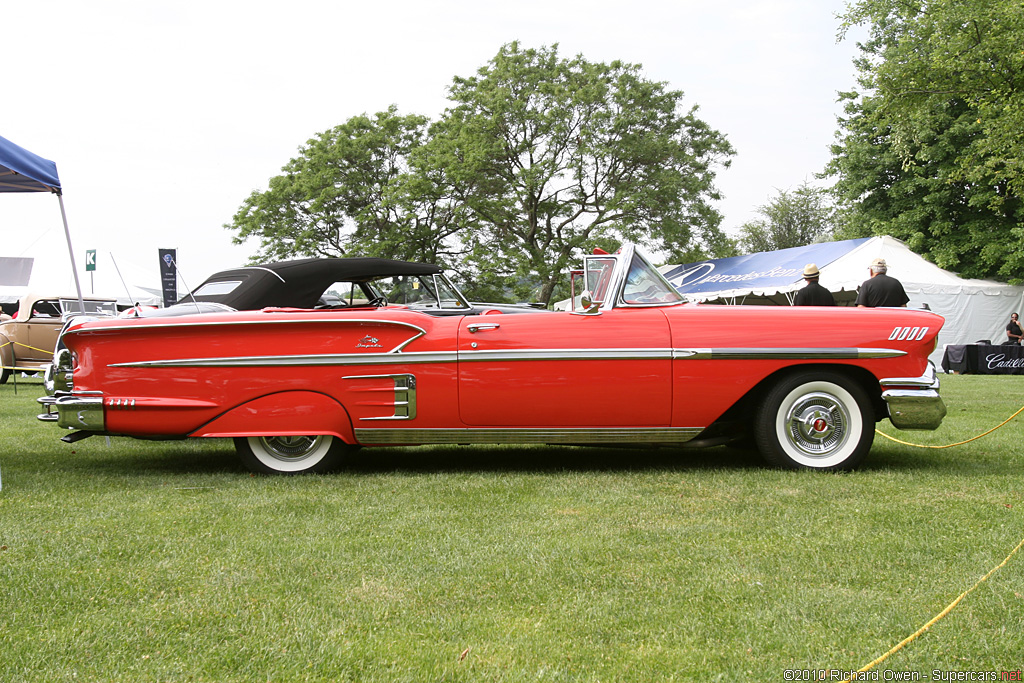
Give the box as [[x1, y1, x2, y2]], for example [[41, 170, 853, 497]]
[[467, 322, 501, 333]]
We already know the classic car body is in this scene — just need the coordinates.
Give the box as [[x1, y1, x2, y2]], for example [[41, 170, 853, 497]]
[[37, 245, 947, 473], [0, 293, 117, 383]]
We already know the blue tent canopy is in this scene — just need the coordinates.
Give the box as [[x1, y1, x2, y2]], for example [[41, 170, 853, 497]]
[[0, 134, 61, 193], [662, 238, 873, 298], [0, 134, 83, 308]]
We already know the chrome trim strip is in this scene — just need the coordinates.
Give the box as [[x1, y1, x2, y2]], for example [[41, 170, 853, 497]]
[[675, 348, 907, 360], [111, 350, 457, 368], [460, 348, 674, 362], [354, 427, 703, 445], [70, 317, 428, 337], [110, 346, 907, 369], [234, 266, 287, 282]]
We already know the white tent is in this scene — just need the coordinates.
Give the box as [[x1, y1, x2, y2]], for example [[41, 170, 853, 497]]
[[661, 236, 1024, 368], [0, 254, 163, 308]]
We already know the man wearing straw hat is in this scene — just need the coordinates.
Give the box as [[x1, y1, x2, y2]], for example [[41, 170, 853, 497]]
[[793, 263, 835, 306], [855, 257, 909, 307]]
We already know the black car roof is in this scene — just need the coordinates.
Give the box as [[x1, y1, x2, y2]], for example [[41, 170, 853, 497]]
[[180, 257, 442, 310]]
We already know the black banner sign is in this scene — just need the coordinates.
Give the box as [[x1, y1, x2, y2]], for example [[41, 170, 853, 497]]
[[159, 248, 177, 307]]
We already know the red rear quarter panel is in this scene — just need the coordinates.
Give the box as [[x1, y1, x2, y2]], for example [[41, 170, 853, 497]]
[[64, 310, 462, 437]]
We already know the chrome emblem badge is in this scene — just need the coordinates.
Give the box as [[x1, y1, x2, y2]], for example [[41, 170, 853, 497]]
[[888, 326, 928, 341], [356, 335, 382, 348]]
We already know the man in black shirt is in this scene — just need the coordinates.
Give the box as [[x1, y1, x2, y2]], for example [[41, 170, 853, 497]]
[[855, 257, 909, 307], [793, 263, 835, 306], [1006, 312, 1022, 344]]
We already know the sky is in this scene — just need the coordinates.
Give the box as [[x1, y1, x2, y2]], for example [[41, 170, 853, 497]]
[[2, 0, 866, 300]]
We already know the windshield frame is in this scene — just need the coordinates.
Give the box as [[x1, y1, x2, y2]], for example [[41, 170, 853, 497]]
[[580, 244, 685, 311]]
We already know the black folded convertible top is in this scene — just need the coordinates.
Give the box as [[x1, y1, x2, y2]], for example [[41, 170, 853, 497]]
[[180, 257, 442, 310]]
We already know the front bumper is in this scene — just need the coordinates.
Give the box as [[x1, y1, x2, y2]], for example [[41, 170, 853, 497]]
[[881, 363, 946, 430]]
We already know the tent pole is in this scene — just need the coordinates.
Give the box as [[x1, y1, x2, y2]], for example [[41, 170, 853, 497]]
[[57, 194, 86, 312]]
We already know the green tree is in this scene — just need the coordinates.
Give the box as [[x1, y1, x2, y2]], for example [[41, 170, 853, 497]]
[[420, 42, 735, 305], [227, 44, 735, 303], [737, 182, 836, 254], [827, 0, 1024, 281], [227, 107, 463, 266]]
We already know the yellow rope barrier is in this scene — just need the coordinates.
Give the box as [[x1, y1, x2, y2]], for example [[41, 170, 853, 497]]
[[0, 340, 55, 355], [838, 404, 1024, 679], [840, 534, 1024, 682], [876, 404, 1024, 449], [1, 339, 57, 372]]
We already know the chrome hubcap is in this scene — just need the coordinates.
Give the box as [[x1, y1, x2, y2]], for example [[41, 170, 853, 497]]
[[257, 435, 324, 462], [784, 392, 850, 457]]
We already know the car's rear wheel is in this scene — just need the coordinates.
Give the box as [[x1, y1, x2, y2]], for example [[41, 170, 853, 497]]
[[754, 370, 874, 471], [234, 435, 350, 474]]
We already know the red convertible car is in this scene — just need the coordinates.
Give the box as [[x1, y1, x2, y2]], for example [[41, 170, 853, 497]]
[[37, 245, 946, 473]]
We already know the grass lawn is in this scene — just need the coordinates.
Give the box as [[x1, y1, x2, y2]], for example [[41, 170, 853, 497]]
[[1, 374, 1022, 682]]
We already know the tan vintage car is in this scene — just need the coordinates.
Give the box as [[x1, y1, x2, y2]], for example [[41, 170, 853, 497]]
[[0, 293, 118, 383]]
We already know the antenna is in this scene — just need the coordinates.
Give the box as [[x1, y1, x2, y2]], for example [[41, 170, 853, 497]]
[[109, 252, 138, 312], [170, 256, 202, 314]]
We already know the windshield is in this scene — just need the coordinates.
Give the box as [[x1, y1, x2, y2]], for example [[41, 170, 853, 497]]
[[620, 253, 684, 305], [59, 299, 118, 318]]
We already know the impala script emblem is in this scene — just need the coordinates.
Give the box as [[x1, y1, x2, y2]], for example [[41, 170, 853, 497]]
[[356, 335, 382, 348]]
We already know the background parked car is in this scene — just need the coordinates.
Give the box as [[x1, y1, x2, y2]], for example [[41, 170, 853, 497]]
[[0, 293, 117, 383]]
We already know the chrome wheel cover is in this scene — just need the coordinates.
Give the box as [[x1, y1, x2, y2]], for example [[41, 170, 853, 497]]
[[254, 435, 327, 463], [783, 391, 852, 459]]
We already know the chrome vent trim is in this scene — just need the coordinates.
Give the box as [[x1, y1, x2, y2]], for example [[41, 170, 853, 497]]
[[343, 373, 417, 421]]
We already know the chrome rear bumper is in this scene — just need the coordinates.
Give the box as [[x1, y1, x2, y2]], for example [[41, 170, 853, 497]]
[[37, 392, 105, 431], [880, 363, 946, 430]]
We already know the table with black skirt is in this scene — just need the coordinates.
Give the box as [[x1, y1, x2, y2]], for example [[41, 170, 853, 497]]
[[941, 343, 1024, 374]]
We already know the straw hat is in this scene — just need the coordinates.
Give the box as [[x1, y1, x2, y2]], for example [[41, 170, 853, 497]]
[[803, 263, 820, 278], [870, 257, 887, 269]]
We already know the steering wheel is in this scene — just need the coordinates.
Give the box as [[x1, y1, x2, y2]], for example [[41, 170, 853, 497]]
[[368, 295, 388, 308]]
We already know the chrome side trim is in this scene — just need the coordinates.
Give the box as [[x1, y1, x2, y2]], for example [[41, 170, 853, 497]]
[[111, 350, 457, 368], [343, 373, 417, 420], [353, 427, 703, 445], [233, 266, 287, 282], [70, 317, 428, 338], [110, 346, 908, 369], [675, 348, 907, 360], [461, 348, 674, 362]]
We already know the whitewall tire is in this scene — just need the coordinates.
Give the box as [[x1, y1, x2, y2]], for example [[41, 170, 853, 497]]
[[234, 435, 348, 474], [754, 371, 874, 471]]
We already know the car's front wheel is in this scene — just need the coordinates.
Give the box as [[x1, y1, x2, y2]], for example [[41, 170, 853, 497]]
[[234, 435, 350, 474], [754, 371, 874, 471]]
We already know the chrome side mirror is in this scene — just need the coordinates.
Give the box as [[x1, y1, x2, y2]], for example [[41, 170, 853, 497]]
[[573, 290, 602, 316]]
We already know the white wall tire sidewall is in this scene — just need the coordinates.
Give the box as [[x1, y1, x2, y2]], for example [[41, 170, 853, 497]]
[[772, 380, 864, 469], [246, 435, 334, 474]]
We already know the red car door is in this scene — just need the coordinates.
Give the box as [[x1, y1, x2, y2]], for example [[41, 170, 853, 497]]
[[457, 308, 672, 427]]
